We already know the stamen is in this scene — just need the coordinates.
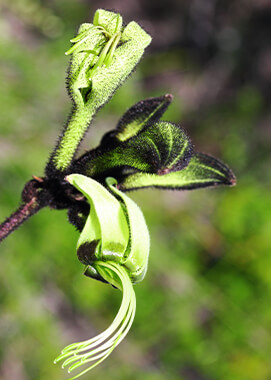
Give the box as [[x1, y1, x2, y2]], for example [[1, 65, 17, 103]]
[[104, 33, 121, 67], [88, 34, 117, 80], [65, 35, 90, 55], [70, 30, 89, 43], [54, 261, 136, 379]]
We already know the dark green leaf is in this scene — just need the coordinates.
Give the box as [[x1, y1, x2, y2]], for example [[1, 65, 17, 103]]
[[77, 121, 193, 177], [100, 94, 173, 147], [118, 152, 236, 191]]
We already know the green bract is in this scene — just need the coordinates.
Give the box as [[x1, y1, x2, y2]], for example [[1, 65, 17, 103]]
[[54, 174, 149, 378], [82, 121, 193, 177], [119, 152, 236, 191]]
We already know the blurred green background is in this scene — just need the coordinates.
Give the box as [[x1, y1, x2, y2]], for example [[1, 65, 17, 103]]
[[0, 1, 271, 379]]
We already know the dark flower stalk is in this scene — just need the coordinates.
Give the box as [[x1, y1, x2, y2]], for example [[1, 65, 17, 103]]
[[0, 178, 46, 242], [0, 199, 42, 242]]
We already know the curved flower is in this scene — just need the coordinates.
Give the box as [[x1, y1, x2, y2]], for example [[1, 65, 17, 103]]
[[54, 174, 149, 378]]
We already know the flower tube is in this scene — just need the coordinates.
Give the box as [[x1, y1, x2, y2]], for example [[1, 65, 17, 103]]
[[54, 174, 149, 378]]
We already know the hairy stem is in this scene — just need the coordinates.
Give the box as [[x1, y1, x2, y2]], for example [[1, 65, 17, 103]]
[[0, 197, 44, 243]]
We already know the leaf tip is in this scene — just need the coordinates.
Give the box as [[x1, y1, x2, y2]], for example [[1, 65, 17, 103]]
[[164, 93, 173, 102], [228, 172, 237, 187]]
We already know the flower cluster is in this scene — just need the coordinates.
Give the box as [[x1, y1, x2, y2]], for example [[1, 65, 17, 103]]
[[52, 91, 235, 377], [0, 8, 235, 379]]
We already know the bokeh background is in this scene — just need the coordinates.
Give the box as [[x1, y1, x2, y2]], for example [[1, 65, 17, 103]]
[[0, 1, 271, 379]]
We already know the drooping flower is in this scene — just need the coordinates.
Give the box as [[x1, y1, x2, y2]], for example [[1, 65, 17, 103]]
[[54, 175, 149, 378]]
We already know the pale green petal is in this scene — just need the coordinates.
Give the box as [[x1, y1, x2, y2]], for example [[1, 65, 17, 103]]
[[106, 177, 150, 283], [66, 174, 129, 259]]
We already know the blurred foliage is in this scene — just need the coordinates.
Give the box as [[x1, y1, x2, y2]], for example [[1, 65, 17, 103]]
[[0, 0, 271, 379]]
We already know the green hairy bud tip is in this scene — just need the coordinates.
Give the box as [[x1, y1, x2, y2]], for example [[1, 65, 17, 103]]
[[49, 9, 151, 172]]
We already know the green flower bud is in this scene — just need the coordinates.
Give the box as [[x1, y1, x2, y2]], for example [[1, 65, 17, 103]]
[[50, 9, 151, 172]]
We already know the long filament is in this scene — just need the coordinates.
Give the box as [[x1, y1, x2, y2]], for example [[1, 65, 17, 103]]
[[54, 261, 136, 379]]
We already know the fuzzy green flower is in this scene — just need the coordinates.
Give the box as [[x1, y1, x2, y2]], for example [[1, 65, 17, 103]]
[[54, 174, 149, 378]]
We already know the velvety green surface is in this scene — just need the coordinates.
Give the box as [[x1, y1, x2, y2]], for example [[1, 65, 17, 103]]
[[0, 1, 271, 379]]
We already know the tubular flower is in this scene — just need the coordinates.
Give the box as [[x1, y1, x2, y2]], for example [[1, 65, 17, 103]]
[[54, 174, 149, 379]]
